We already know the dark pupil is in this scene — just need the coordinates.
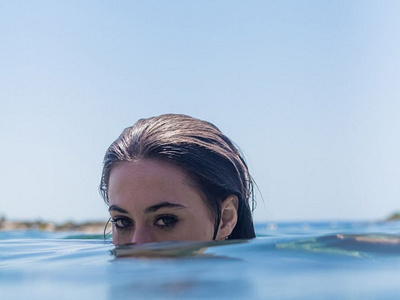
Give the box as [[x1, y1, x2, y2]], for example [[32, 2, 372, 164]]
[[120, 219, 131, 227], [162, 216, 175, 225]]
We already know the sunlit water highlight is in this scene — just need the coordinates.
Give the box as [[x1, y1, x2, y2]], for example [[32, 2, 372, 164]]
[[1, 221, 399, 299]]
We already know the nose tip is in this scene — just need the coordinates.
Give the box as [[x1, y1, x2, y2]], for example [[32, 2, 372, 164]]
[[131, 236, 145, 245], [131, 227, 153, 245]]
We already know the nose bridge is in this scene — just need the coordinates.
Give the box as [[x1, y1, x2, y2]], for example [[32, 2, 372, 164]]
[[131, 224, 152, 244]]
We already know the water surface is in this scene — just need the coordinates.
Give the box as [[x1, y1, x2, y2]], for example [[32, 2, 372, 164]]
[[1, 221, 399, 299]]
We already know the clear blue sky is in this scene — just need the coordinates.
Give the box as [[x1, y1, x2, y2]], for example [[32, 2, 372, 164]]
[[1, 1, 399, 223]]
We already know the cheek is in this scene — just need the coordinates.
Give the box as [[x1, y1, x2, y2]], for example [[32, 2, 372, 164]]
[[180, 216, 215, 241], [112, 227, 132, 244]]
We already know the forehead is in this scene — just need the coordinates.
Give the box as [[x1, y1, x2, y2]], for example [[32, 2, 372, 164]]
[[107, 159, 205, 209], [110, 159, 189, 187]]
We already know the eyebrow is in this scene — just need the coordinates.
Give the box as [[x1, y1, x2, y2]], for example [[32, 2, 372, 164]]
[[145, 202, 186, 214], [108, 205, 129, 214], [108, 202, 186, 214]]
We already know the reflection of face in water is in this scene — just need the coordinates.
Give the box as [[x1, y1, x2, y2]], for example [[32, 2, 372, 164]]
[[107, 245, 252, 300], [108, 159, 236, 245], [107, 240, 251, 300], [112, 239, 248, 258]]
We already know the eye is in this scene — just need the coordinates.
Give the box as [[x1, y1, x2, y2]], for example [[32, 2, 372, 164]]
[[154, 215, 178, 229], [111, 217, 133, 229]]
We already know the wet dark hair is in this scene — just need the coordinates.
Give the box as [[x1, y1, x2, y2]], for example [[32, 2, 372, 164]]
[[100, 114, 256, 240]]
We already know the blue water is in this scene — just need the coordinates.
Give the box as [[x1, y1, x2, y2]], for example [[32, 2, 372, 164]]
[[1, 221, 400, 299]]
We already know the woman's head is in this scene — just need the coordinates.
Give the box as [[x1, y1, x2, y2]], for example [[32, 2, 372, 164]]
[[100, 114, 256, 244]]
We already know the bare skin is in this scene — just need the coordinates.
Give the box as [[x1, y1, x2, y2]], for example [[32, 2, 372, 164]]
[[108, 159, 237, 245]]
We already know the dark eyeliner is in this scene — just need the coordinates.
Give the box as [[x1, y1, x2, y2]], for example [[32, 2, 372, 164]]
[[154, 215, 178, 229], [111, 216, 133, 230]]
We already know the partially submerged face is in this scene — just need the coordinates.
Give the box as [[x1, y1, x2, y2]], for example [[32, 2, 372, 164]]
[[108, 159, 216, 245]]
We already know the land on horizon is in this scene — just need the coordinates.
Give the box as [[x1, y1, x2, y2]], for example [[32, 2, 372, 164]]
[[1, 212, 399, 233], [0, 216, 107, 233]]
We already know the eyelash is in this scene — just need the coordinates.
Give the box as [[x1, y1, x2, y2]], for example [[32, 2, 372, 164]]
[[111, 217, 133, 230], [111, 215, 178, 230], [154, 215, 178, 229]]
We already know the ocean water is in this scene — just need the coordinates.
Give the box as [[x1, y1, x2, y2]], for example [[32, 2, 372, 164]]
[[1, 221, 399, 300]]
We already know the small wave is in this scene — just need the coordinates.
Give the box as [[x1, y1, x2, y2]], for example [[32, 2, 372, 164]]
[[276, 233, 400, 257]]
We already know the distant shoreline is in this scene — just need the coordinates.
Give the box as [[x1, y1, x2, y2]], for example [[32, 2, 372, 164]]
[[1, 212, 399, 233], [0, 218, 107, 233], [386, 212, 400, 221]]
